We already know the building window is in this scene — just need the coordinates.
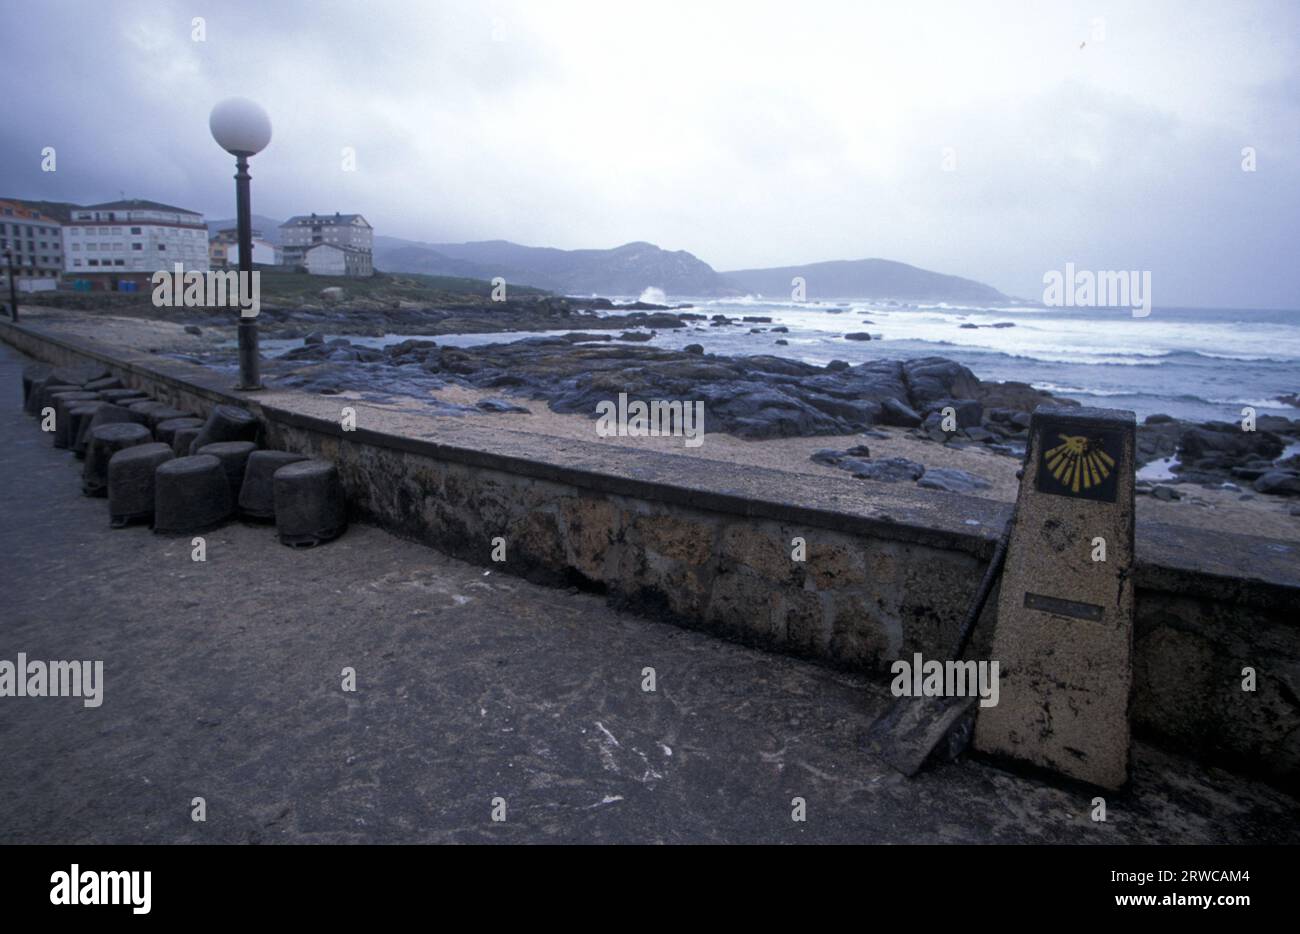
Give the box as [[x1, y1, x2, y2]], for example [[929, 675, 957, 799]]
[[114, 259, 124, 266], [131, 243, 141, 251], [130, 227, 141, 234], [158, 244, 166, 250], [88, 260, 99, 266]]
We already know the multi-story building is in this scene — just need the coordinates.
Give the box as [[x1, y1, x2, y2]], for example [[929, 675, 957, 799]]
[[62, 199, 208, 291], [210, 227, 280, 268], [0, 199, 66, 292], [280, 212, 372, 275], [303, 243, 373, 277]]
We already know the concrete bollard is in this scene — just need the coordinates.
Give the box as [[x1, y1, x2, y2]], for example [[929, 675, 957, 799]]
[[197, 441, 258, 501], [99, 388, 149, 405], [238, 450, 308, 520], [153, 455, 234, 534], [189, 405, 258, 454], [67, 402, 108, 458], [171, 426, 203, 458], [83, 423, 153, 497], [28, 379, 80, 417], [107, 442, 175, 528], [21, 364, 51, 408], [273, 459, 347, 547], [154, 417, 204, 447], [49, 392, 101, 448], [77, 403, 150, 457], [142, 406, 191, 431]]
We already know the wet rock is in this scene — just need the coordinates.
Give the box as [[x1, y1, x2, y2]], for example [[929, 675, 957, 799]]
[[844, 332, 872, 341], [879, 397, 922, 427], [1152, 485, 1182, 501], [1253, 470, 1300, 496], [916, 468, 991, 493], [850, 457, 926, 483], [684, 344, 704, 355], [1145, 413, 1175, 424], [476, 398, 530, 414], [619, 331, 654, 342], [184, 325, 202, 336], [774, 339, 788, 346]]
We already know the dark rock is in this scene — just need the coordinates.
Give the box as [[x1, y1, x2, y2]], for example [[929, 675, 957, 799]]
[[618, 331, 654, 342], [184, 325, 202, 336], [1144, 413, 1176, 424], [683, 344, 704, 355], [1180, 424, 1284, 462], [1253, 470, 1300, 496], [771, 326, 789, 333], [1152, 485, 1182, 501], [774, 339, 789, 346], [844, 332, 872, 341], [826, 360, 850, 372], [850, 457, 926, 483], [476, 398, 530, 414], [879, 397, 922, 428], [916, 468, 991, 493]]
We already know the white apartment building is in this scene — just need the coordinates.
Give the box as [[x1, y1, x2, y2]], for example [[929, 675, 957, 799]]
[[0, 199, 64, 291], [62, 199, 209, 288], [280, 212, 373, 275]]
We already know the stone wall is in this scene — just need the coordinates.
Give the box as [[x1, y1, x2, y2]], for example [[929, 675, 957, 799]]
[[5, 320, 1297, 791]]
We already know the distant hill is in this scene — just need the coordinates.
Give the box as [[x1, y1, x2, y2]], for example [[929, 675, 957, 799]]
[[721, 258, 1010, 303], [373, 238, 725, 296], [202, 215, 1007, 301]]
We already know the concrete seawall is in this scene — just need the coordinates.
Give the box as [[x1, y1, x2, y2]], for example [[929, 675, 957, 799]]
[[5, 319, 1298, 790]]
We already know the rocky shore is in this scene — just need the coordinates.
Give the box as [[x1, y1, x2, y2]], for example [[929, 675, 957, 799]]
[[259, 331, 1300, 502]]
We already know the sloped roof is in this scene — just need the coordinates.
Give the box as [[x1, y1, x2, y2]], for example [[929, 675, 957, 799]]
[[281, 213, 371, 228]]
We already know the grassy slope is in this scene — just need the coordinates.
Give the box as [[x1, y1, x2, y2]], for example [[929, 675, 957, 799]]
[[22, 268, 551, 313]]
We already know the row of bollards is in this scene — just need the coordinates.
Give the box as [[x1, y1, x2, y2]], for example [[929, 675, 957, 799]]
[[22, 362, 347, 547]]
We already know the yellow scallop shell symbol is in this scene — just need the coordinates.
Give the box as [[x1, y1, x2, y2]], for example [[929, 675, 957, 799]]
[[1044, 433, 1115, 493]]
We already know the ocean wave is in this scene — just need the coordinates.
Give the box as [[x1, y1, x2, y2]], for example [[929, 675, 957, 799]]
[[1033, 384, 1292, 408]]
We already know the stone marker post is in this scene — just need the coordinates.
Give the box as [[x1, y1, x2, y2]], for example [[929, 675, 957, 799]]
[[974, 404, 1137, 789]]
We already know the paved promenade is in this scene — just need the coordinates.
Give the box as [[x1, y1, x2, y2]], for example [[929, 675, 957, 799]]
[[0, 342, 1295, 844]]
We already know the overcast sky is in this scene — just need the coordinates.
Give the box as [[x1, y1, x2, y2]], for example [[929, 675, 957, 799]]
[[2, 0, 1297, 307]]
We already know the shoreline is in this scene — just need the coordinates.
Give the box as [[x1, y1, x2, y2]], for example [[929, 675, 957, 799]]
[[17, 304, 1300, 543]]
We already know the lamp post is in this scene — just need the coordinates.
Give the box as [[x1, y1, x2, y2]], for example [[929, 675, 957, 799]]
[[4, 250, 17, 323], [209, 98, 272, 391]]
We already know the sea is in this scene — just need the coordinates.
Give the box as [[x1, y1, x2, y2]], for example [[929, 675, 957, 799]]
[[591, 297, 1300, 424], [260, 297, 1300, 425]]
